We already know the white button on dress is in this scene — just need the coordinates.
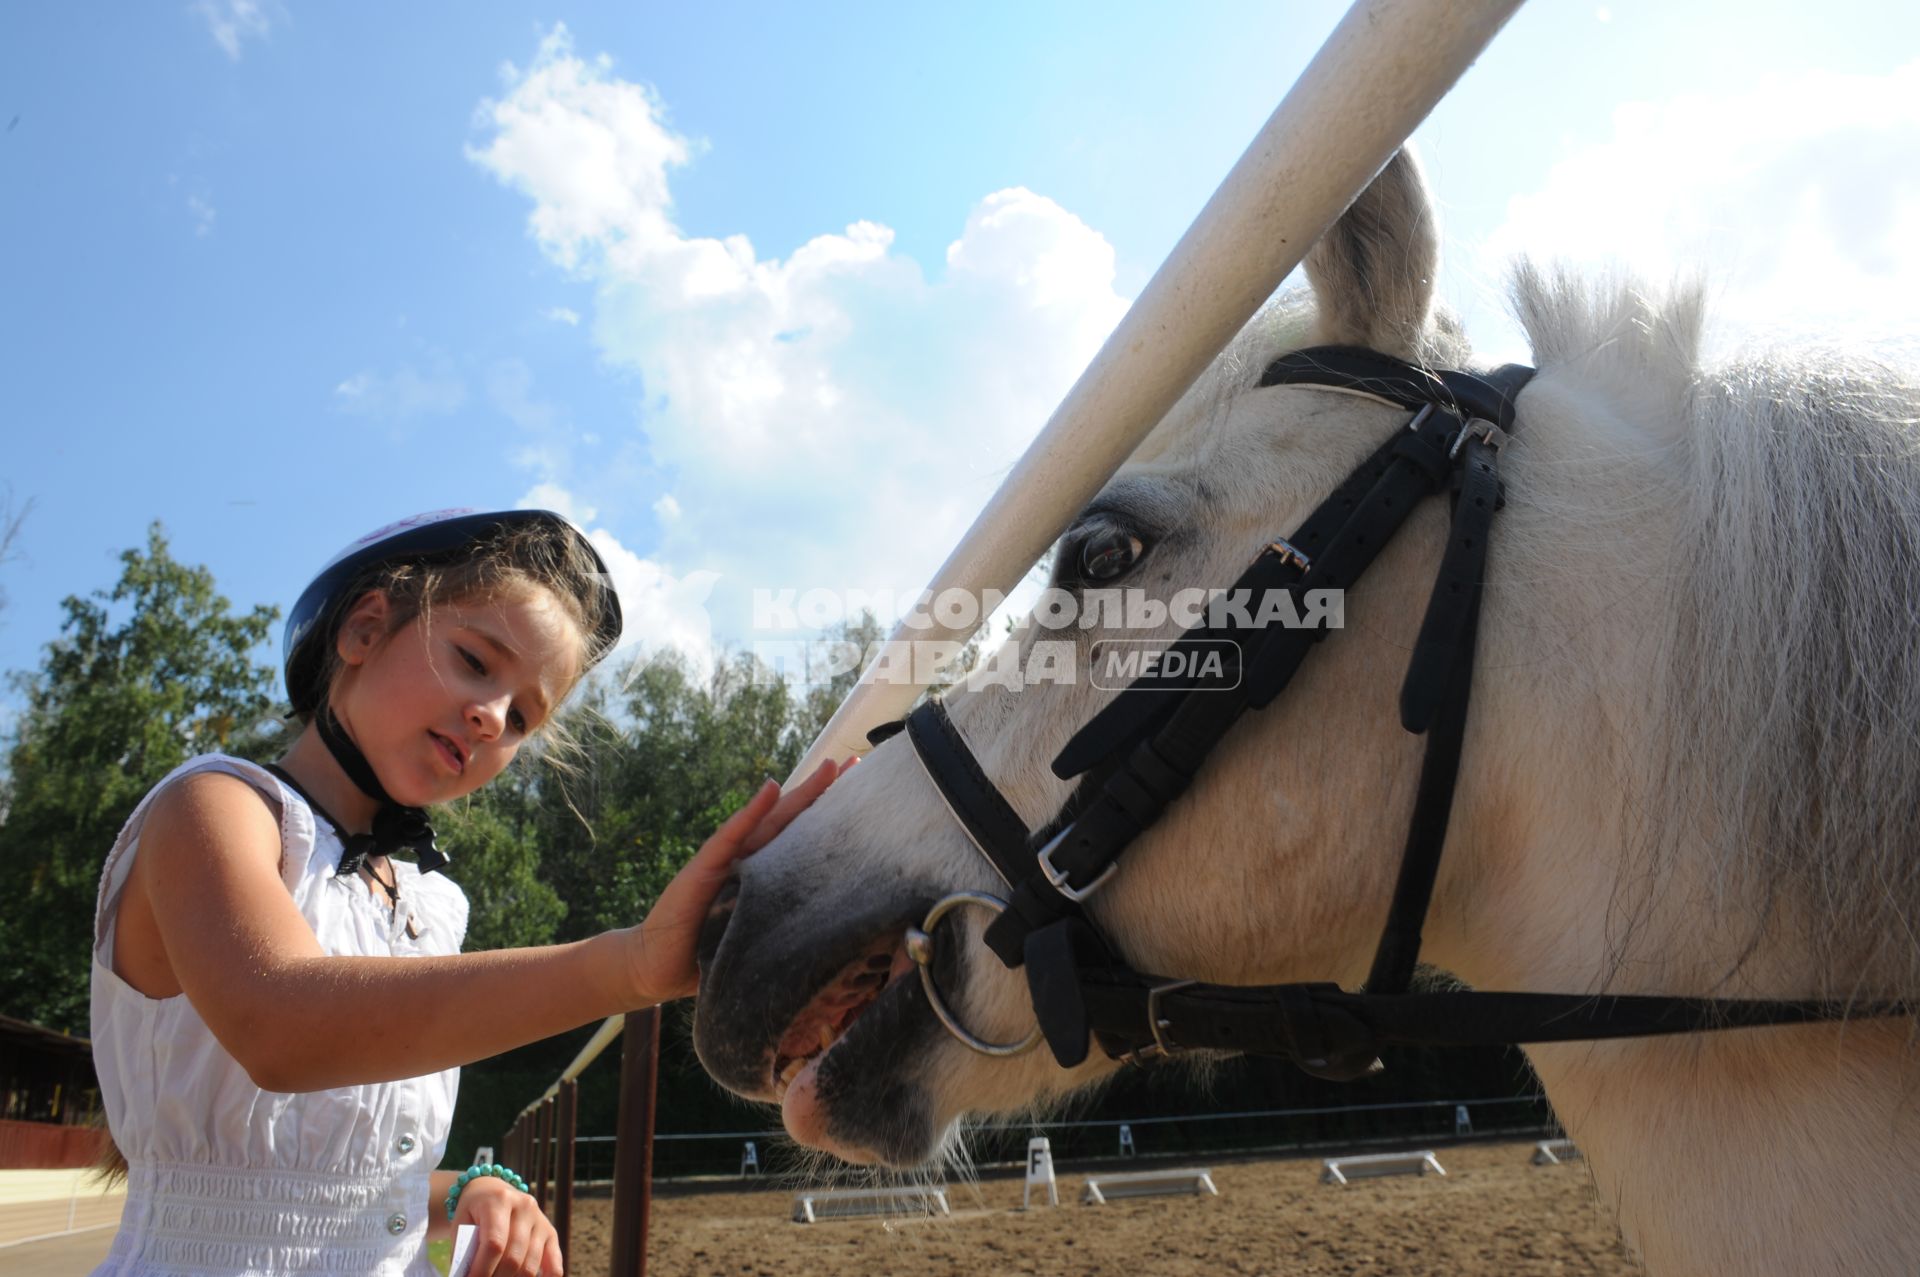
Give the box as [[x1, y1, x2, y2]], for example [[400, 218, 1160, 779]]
[[90, 755, 470, 1277]]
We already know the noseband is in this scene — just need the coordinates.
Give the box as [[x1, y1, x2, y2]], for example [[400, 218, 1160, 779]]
[[881, 344, 1910, 1079]]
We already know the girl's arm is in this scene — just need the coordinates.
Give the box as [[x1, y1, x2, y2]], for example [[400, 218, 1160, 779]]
[[121, 763, 837, 1092], [427, 1171, 458, 1246]]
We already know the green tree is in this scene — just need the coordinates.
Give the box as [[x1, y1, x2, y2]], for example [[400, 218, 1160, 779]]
[[541, 650, 802, 938], [432, 798, 567, 954], [795, 610, 889, 746], [0, 524, 281, 1031]]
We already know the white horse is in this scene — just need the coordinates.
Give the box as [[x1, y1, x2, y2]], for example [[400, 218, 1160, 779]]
[[693, 151, 1920, 1275]]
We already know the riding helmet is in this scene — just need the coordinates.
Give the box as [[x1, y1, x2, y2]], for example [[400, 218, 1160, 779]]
[[282, 508, 623, 716]]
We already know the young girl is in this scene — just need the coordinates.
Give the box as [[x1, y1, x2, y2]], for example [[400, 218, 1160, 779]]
[[89, 509, 840, 1277]]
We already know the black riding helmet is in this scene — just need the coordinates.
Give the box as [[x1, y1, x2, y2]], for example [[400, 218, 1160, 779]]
[[282, 507, 624, 718]]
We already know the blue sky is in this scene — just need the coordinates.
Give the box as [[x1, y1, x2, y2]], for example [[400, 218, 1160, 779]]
[[4, 2, 1919, 716]]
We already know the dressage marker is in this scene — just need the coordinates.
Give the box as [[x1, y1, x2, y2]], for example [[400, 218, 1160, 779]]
[[1023, 1137, 1059, 1208], [1321, 1151, 1446, 1185], [790, 1185, 952, 1224], [1532, 1140, 1581, 1166], [1081, 1168, 1219, 1204]]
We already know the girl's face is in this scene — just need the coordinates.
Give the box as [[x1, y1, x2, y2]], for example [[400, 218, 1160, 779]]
[[331, 585, 583, 805]]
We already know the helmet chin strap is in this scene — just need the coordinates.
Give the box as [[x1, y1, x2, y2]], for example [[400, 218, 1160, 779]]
[[314, 707, 448, 876]]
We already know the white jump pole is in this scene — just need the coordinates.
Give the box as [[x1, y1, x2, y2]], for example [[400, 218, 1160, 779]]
[[792, 0, 1524, 782]]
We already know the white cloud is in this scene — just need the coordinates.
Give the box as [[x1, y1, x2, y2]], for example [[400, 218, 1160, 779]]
[[587, 528, 721, 681], [1482, 59, 1920, 351], [467, 27, 690, 273], [468, 26, 1130, 646], [652, 494, 681, 522], [187, 194, 216, 237], [511, 484, 719, 676], [543, 306, 581, 326], [518, 481, 596, 526], [192, 0, 272, 61], [333, 362, 467, 421]]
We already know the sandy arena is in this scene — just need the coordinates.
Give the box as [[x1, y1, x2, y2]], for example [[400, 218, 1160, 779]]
[[567, 1140, 1638, 1276]]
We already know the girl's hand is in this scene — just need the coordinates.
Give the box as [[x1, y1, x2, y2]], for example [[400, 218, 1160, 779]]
[[453, 1175, 562, 1277], [623, 758, 847, 1005]]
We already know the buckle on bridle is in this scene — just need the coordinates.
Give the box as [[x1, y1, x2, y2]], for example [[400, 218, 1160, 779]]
[[1448, 417, 1508, 460], [1121, 979, 1196, 1064], [1265, 536, 1312, 572], [1036, 826, 1118, 902]]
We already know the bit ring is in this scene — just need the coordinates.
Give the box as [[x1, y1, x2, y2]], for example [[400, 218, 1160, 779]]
[[905, 891, 1042, 1058]]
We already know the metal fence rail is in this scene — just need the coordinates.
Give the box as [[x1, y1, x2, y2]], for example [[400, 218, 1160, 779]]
[[557, 1094, 1557, 1184]]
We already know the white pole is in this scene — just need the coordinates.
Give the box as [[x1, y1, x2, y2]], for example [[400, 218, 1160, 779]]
[[792, 0, 1523, 781]]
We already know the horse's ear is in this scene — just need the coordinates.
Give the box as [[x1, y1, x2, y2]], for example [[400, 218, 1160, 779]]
[[1304, 149, 1439, 361]]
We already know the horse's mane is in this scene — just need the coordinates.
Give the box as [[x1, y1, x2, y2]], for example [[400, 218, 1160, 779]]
[[1510, 262, 1920, 1003]]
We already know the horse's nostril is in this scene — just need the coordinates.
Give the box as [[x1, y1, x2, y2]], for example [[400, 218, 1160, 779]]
[[695, 875, 744, 971]]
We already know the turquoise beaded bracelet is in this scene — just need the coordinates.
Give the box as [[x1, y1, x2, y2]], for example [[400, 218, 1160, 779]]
[[444, 1163, 531, 1220]]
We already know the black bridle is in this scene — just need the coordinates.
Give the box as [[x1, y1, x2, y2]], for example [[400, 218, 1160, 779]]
[[881, 344, 1910, 1080]]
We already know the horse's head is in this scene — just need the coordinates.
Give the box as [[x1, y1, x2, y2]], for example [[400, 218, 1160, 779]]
[[693, 152, 1519, 1165]]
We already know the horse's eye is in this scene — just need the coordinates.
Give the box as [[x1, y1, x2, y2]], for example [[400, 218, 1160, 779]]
[[1080, 529, 1144, 581]]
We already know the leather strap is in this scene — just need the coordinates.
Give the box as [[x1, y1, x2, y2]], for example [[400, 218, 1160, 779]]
[[262, 763, 444, 878], [904, 701, 1030, 889], [308, 710, 447, 874], [1072, 970, 1911, 1077], [998, 394, 1476, 959], [1260, 345, 1533, 428], [1051, 405, 1422, 779], [317, 708, 398, 806], [1366, 433, 1505, 994], [1399, 434, 1503, 733]]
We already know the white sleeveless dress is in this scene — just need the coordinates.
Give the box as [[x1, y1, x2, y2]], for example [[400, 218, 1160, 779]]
[[90, 755, 469, 1276]]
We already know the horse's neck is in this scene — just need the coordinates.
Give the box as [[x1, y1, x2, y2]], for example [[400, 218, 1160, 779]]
[[1433, 799, 1920, 1273], [1525, 1024, 1920, 1275], [1416, 387, 1920, 1274]]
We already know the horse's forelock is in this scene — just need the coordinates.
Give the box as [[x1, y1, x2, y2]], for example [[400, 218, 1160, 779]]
[[1510, 259, 1705, 407]]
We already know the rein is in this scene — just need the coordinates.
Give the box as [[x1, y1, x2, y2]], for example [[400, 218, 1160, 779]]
[[884, 344, 1911, 1079]]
